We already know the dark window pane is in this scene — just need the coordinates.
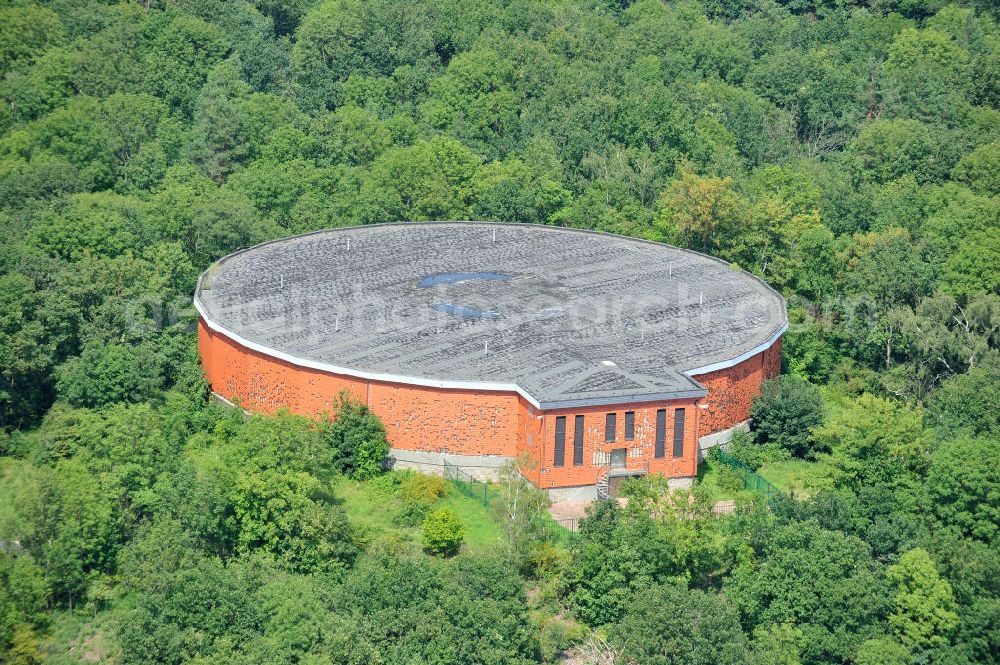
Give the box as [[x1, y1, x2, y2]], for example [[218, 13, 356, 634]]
[[605, 413, 616, 442], [554, 416, 566, 467], [673, 408, 686, 457], [573, 415, 584, 466], [655, 409, 666, 458], [624, 411, 635, 440]]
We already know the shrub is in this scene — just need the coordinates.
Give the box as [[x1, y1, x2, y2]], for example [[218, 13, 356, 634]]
[[527, 541, 568, 580], [397, 472, 447, 525], [366, 470, 402, 496], [421, 508, 464, 557], [715, 464, 745, 495], [727, 431, 790, 470], [750, 375, 824, 458], [330, 553, 539, 661], [367, 531, 413, 557], [230, 470, 358, 574], [539, 616, 587, 662], [318, 392, 390, 480], [611, 584, 749, 665]]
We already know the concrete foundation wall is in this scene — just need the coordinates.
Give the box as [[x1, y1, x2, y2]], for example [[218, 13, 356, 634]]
[[388, 448, 514, 482], [698, 420, 751, 459], [668, 476, 695, 490], [547, 484, 599, 502]]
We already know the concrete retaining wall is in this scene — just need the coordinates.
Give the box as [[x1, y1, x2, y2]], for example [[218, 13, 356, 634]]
[[547, 484, 599, 502], [387, 448, 514, 482], [698, 420, 751, 459]]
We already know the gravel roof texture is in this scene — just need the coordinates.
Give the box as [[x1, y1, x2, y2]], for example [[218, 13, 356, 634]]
[[195, 222, 787, 408]]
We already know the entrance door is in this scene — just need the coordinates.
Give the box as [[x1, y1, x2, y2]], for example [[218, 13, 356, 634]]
[[610, 448, 626, 469], [608, 474, 629, 497]]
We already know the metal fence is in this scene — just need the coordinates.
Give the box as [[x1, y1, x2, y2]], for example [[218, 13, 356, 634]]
[[551, 516, 580, 532], [442, 459, 496, 506], [714, 448, 784, 499], [441, 461, 583, 539]]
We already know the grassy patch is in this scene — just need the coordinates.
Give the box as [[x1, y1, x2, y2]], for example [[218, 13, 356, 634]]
[[40, 608, 120, 665], [758, 458, 835, 498], [694, 457, 746, 502], [436, 489, 505, 551], [332, 473, 506, 555], [699, 452, 835, 503]]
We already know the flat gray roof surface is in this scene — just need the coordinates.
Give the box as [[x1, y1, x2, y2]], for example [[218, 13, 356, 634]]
[[196, 223, 786, 407]]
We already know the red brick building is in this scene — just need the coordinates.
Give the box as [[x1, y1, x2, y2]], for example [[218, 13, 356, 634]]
[[196, 223, 786, 498]]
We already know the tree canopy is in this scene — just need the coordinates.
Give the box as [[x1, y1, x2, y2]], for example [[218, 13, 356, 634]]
[[0, 0, 997, 662]]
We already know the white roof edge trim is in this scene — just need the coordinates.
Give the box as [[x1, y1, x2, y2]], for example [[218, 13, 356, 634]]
[[538, 389, 708, 410], [196, 299, 786, 411], [195, 297, 545, 409], [684, 321, 789, 377]]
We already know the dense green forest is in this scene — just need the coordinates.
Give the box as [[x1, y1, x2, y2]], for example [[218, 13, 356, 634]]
[[0, 0, 997, 662]]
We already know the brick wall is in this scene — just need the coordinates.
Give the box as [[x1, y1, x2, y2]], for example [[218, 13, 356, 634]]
[[690, 337, 782, 437], [200, 318, 524, 457], [529, 399, 701, 489], [200, 317, 780, 488]]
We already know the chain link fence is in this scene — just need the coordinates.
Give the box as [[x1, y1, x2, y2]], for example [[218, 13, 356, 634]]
[[442, 460, 584, 539], [442, 459, 497, 506], [714, 448, 784, 499], [550, 516, 580, 532]]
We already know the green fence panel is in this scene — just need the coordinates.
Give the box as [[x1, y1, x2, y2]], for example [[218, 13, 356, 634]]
[[715, 449, 784, 499], [443, 459, 496, 507]]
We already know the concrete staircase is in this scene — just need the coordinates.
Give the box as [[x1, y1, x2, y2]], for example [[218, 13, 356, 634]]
[[596, 469, 610, 500]]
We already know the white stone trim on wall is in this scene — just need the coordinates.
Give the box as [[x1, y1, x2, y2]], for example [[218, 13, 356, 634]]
[[198, 299, 777, 413], [667, 476, 695, 490], [198, 303, 718, 410], [195, 220, 786, 415]]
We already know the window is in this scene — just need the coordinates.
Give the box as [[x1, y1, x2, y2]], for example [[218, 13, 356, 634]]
[[673, 408, 686, 457], [624, 411, 635, 440], [573, 415, 584, 466], [605, 413, 616, 442], [655, 409, 666, 458], [554, 416, 566, 467]]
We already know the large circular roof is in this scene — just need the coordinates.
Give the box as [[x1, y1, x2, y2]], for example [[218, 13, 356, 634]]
[[195, 222, 786, 408]]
